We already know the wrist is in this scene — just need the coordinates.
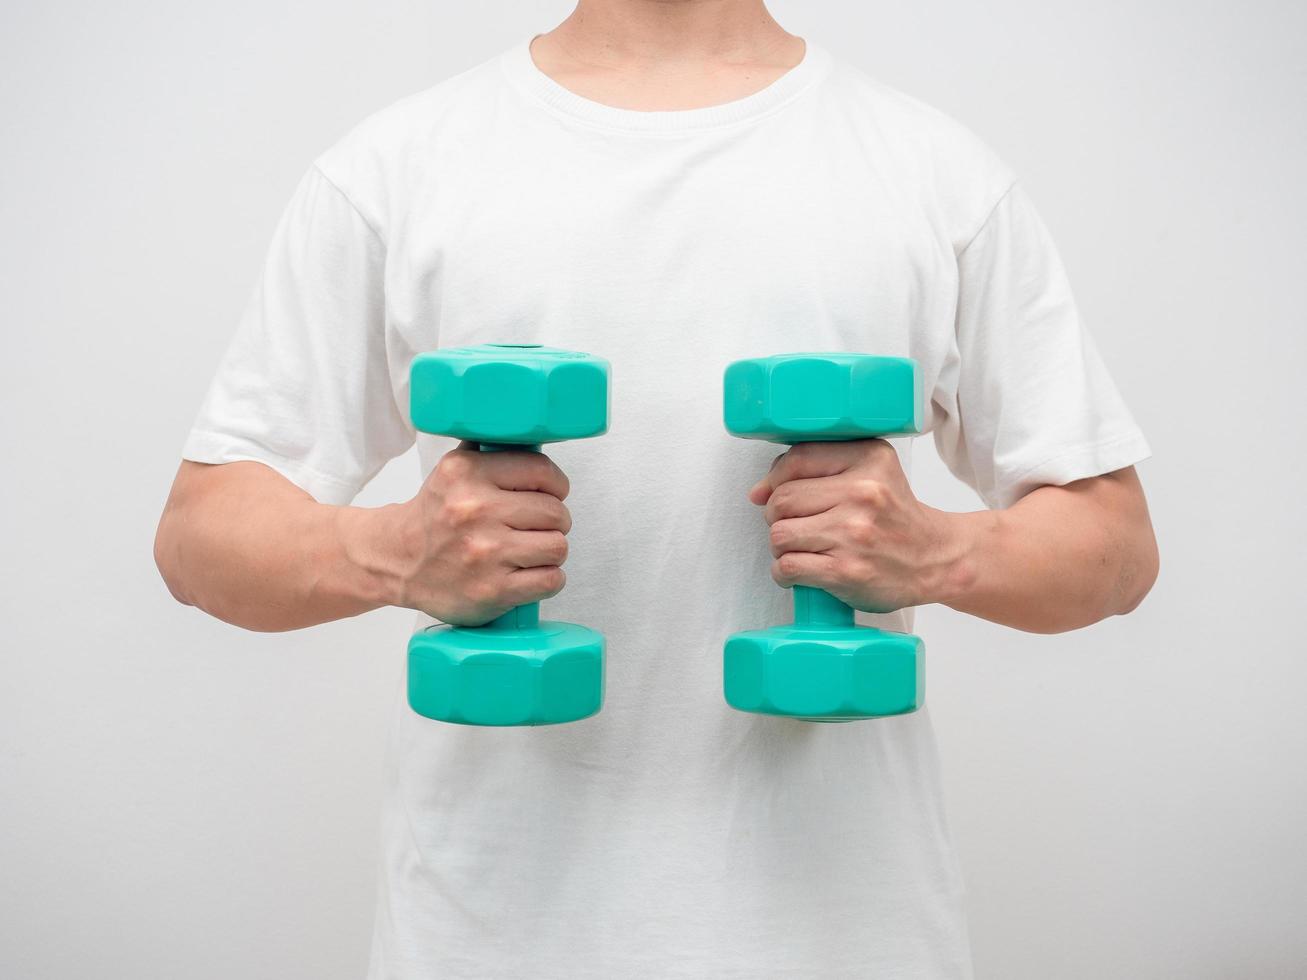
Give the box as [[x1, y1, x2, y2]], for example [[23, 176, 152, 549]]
[[924, 507, 992, 607], [331, 502, 413, 611]]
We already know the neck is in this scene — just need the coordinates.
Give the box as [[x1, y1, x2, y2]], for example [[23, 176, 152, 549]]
[[529, 1, 805, 111], [543, 0, 797, 70]]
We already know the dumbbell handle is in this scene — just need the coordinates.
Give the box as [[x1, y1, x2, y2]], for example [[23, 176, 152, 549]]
[[793, 585, 855, 628], [479, 442, 544, 631], [783, 431, 856, 630]]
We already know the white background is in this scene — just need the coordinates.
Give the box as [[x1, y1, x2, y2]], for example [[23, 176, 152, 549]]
[[2, 2, 1304, 977]]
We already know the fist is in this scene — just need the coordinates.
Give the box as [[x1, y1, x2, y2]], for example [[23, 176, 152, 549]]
[[749, 440, 965, 613], [395, 443, 572, 625]]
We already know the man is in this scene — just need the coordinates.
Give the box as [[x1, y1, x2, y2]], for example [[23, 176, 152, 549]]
[[154, 1, 1159, 976]]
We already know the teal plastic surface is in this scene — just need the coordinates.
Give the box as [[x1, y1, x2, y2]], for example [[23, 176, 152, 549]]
[[408, 616, 604, 726], [724, 586, 923, 721], [410, 343, 610, 444], [406, 343, 609, 727], [722, 353, 926, 721], [723, 353, 921, 442]]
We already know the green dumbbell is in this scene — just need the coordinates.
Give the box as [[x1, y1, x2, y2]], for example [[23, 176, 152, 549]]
[[407, 343, 610, 727], [722, 353, 926, 722]]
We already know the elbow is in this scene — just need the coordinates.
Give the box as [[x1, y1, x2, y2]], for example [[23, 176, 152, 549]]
[[153, 516, 274, 630], [1031, 533, 1157, 634], [1024, 526, 1159, 634], [153, 498, 298, 633], [153, 508, 194, 609], [1114, 528, 1160, 617]]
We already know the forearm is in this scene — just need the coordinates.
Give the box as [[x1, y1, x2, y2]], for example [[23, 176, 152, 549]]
[[938, 468, 1158, 633], [154, 461, 405, 631]]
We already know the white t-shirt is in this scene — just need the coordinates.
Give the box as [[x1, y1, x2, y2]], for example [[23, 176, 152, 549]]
[[184, 36, 1150, 980]]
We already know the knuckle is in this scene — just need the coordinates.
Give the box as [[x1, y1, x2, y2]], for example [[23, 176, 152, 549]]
[[768, 521, 792, 549], [866, 442, 899, 471], [554, 502, 573, 533], [542, 567, 566, 596], [517, 568, 564, 602], [776, 553, 804, 578], [533, 456, 570, 496], [460, 533, 497, 563], [787, 443, 815, 464], [444, 495, 485, 528], [435, 450, 473, 480], [846, 511, 876, 543], [854, 477, 887, 505], [545, 532, 569, 565], [553, 468, 572, 500]]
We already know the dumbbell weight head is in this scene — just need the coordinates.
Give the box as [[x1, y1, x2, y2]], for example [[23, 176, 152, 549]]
[[410, 343, 609, 445], [407, 343, 609, 727], [722, 353, 925, 721], [723, 353, 920, 443], [408, 614, 607, 727]]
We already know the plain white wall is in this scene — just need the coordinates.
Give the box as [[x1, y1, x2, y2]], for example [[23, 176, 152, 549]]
[[2, 1, 1304, 977]]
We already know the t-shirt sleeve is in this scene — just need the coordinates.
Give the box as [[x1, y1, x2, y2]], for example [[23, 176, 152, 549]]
[[930, 181, 1151, 510], [181, 164, 413, 504]]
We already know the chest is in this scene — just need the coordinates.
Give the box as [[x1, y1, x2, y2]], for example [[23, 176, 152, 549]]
[[384, 130, 959, 376]]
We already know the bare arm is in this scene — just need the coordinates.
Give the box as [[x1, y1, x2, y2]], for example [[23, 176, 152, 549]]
[[751, 441, 1158, 634], [940, 466, 1157, 632], [154, 449, 572, 632], [153, 461, 399, 631]]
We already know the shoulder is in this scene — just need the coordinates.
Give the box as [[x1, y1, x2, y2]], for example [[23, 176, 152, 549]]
[[820, 55, 1017, 250], [308, 49, 508, 235]]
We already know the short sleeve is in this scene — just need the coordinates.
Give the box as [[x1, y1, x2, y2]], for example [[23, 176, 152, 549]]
[[931, 182, 1151, 509], [182, 165, 413, 504]]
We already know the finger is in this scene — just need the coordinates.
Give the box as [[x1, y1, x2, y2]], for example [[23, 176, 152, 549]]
[[768, 512, 842, 559], [476, 450, 570, 499], [499, 490, 572, 532], [499, 530, 569, 569], [763, 476, 846, 523], [770, 551, 840, 590], [502, 565, 567, 606], [746, 452, 787, 506], [749, 442, 871, 503]]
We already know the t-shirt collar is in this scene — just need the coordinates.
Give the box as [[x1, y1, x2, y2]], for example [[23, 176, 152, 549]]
[[500, 34, 833, 135]]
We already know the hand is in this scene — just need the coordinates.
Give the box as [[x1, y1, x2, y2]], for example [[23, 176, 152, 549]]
[[393, 442, 572, 625], [748, 440, 972, 614]]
